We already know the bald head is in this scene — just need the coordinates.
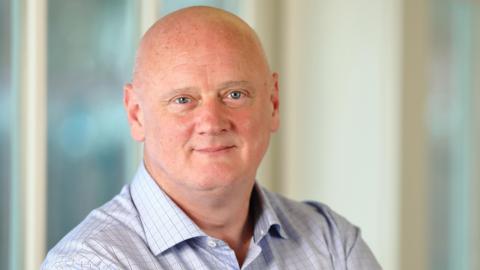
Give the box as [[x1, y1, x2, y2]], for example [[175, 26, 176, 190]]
[[132, 6, 271, 90]]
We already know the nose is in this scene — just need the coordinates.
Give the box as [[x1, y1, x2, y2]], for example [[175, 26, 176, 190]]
[[195, 98, 231, 135]]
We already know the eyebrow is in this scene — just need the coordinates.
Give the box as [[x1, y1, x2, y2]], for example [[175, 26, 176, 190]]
[[159, 87, 199, 100], [216, 80, 252, 90]]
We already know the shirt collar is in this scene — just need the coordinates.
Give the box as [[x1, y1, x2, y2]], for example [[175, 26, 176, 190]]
[[130, 163, 288, 255], [130, 163, 204, 255], [251, 184, 289, 243]]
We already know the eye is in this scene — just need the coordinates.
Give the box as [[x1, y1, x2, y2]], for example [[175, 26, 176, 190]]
[[228, 90, 244, 100], [167, 95, 197, 113], [174, 96, 192, 104], [223, 89, 251, 108]]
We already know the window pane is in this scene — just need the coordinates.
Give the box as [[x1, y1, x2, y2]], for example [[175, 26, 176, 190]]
[[428, 1, 479, 269], [47, 0, 137, 248], [0, 0, 11, 268]]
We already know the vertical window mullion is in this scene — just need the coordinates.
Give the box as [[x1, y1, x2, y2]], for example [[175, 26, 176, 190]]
[[11, 0, 47, 269]]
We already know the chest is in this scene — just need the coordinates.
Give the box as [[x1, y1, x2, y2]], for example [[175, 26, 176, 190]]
[[116, 236, 343, 270]]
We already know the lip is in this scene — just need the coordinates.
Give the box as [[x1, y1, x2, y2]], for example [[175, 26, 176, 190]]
[[194, 145, 236, 153]]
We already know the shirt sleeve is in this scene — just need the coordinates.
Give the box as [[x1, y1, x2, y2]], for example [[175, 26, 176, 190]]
[[41, 237, 121, 270], [41, 252, 119, 270], [304, 201, 383, 270], [345, 227, 382, 270]]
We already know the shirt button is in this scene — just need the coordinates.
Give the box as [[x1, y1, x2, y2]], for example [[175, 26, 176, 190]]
[[207, 239, 217, 248], [260, 230, 265, 235]]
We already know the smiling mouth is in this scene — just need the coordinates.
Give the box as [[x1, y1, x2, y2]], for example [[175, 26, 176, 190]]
[[194, 145, 236, 153]]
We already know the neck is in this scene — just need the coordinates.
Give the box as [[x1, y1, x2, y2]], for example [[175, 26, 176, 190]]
[[174, 185, 255, 265], [147, 166, 256, 266], [190, 196, 253, 266]]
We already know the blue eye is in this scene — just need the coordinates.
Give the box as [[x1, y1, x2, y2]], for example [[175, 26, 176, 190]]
[[174, 96, 191, 104], [228, 91, 243, 100]]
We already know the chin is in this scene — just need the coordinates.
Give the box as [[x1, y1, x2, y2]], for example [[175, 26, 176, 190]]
[[186, 168, 245, 191]]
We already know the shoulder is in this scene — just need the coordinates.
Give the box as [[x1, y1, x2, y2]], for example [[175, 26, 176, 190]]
[[42, 185, 145, 269], [261, 188, 381, 268], [262, 187, 359, 238]]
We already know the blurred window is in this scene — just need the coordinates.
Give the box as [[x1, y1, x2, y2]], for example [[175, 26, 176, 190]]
[[428, 1, 479, 269], [46, 0, 137, 248], [159, 0, 239, 15], [0, 0, 11, 268]]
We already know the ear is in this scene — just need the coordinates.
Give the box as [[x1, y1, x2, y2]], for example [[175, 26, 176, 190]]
[[270, 72, 280, 132], [123, 83, 145, 142]]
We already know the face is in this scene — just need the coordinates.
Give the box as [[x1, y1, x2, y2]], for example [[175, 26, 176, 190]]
[[124, 32, 279, 193]]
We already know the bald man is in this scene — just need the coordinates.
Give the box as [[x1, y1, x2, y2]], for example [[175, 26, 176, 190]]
[[42, 6, 381, 270]]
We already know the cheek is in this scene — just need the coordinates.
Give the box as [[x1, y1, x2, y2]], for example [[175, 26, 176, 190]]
[[145, 113, 194, 152], [236, 107, 272, 147]]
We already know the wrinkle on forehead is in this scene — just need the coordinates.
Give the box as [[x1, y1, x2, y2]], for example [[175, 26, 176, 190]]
[[131, 6, 271, 92]]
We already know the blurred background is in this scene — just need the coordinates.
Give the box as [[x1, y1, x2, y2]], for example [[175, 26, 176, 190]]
[[1, 0, 479, 269]]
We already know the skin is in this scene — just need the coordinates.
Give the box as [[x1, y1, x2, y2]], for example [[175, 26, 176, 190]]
[[123, 6, 279, 266]]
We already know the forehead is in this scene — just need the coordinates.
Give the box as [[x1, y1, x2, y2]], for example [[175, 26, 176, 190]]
[[144, 39, 264, 88], [164, 46, 254, 72], [162, 26, 257, 63]]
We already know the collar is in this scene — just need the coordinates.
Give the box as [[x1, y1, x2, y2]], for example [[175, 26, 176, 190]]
[[130, 163, 204, 255], [251, 184, 289, 243], [130, 163, 288, 255]]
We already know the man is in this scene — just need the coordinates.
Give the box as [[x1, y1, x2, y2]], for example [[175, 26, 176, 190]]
[[42, 6, 381, 270]]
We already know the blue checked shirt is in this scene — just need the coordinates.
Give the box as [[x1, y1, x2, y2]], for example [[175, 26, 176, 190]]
[[42, 163, 381, 269]]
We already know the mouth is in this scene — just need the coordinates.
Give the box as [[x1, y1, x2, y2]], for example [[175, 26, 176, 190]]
[[194, 145, 236, 153]]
